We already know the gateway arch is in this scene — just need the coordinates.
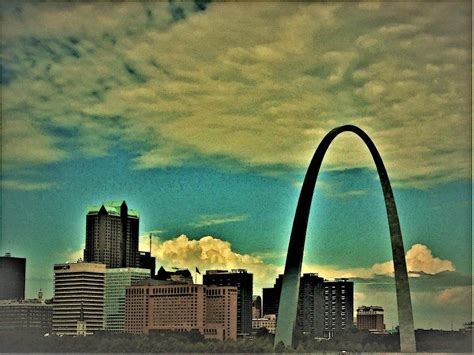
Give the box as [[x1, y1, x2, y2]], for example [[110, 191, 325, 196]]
[[274, 125, 416, 352]]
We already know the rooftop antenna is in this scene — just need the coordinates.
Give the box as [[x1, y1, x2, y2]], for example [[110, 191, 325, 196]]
[[149, 233, 152, 254]]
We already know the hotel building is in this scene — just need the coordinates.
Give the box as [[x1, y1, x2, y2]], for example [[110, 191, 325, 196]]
[[264, 273, 354, 338], [124, 280, 237, 340], [252, 314, 276, 334], [356, 305, 385, 332]]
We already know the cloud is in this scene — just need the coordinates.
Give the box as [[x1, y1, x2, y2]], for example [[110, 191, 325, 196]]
[[1, 2, 470, 188], [435, 286, 472, 306], [304, 243, 455, 279], [189, 214, 249, 228], [139, 234, 280, 290], [2, 179, 56, 191], [139, 234, 456, 293]]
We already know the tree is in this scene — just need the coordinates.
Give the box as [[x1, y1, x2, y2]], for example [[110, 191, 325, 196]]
[[255, 327, 270, 337]]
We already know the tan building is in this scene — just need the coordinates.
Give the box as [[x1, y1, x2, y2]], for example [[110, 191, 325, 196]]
[[0, 293, 52, 332], [252, 314, 276, 334], [356, 305, 385, 333], [205, 285, 237, 340], [124, 280, 237, 340], [53, 262, 106, 335]]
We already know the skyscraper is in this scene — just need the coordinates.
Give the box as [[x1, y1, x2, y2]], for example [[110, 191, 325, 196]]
[[84, 201, 140, 268], [322, 278, 353, 338], [0, 253, 26, 300], [104, 268, 150, 332], [262, 274, 283, 316], [252, 295, 262, 319], [53, 262, 105, 335], [265, 274, 353, 338], [203, 269, 253, 335]]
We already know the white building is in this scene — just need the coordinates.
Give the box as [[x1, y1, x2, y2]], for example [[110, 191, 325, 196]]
[[252, 314, 276, 333], [53, 262, 106, 335]]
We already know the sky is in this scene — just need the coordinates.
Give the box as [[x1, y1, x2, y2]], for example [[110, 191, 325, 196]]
[[1, 1, 471, 330]]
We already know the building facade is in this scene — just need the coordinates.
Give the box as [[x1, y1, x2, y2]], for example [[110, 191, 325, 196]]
[[53, 262, 106, 335], [205, 285, 238, 340], [322, 278, 353, 338], [0, 253, 26, 300], [124, 280, 237, 340], [296, 273, 325, 336], [0, 296, 52, 332], [104, 268, 150, 332], [84, 201, 140, 268], [356, 305, 385, 332], [155, 266, 193, 284], [139, 251, 156, 278], [265, 274, 353, 338], [252, 314, 276, 334], [252, 295, 262, 319], [203, 269, 253, 335], [262, 274, 283, 316]]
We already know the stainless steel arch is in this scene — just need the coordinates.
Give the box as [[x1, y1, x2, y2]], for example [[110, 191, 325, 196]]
[[274, 125, 416, 352]]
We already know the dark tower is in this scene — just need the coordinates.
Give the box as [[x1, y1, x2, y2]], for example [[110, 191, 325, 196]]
[[203, 269, 253, 335], [0, 253, 26, 300], [84, 201, 140, 268]]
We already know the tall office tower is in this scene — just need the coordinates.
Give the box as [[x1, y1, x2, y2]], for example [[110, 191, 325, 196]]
[[124, 280, 237, 341], [296, 273, 325, 336], [252, 295, 262, 319], [262, 274, 283, 316], [322, 278, 354, 338], [0, 253, 26, 300], [104, 268, 150, 332], [53, 262, 105, 335], [84, 201, 140, 268], [356, 305, 385, 332], [139, 251, 156, 278], [265, 274, 353, 338], [203, 269, 253, 335], [0, 291, 52, 332]]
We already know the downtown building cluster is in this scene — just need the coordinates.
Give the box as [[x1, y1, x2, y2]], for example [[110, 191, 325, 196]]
[[0, 200, 386, 340]]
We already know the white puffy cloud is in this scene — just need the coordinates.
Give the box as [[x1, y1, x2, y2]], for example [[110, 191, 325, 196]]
[[303, 243, 455, 279], [1, 2, 470, 188], [139, 234, 455, 292], [139, 234, 280, 290]]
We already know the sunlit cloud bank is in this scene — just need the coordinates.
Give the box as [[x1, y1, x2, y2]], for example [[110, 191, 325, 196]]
[[139, 234, 457, 290], [2, 2, 470, 188]]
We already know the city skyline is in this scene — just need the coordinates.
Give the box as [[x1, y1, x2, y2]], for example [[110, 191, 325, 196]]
[[1, 1, 471, 333]]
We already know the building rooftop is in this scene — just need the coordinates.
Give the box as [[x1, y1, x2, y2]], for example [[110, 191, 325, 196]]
[[206, 269, 248, 274], [87, 200, 139, 218]]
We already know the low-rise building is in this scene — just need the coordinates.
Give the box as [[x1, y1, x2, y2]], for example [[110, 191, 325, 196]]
[[356, 305, 385, 332], [0, 292, 52, 332], [252, 314, 276, 334]]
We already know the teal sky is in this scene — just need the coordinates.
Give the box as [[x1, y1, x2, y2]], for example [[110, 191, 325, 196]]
[[1, 1, 471, 330]]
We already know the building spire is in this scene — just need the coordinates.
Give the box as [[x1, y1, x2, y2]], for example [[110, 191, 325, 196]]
[[79, 301, 85, 321]]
